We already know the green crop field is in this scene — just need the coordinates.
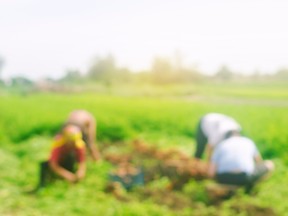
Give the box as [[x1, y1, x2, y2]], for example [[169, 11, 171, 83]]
[[0, 83, 288, 215]]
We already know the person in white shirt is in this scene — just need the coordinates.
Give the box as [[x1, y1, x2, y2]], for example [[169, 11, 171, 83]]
[[194, 113, 241, 160], [208, 132, 274, 192]]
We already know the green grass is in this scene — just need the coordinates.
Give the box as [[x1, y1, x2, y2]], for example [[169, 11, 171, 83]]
[[0, 83, 288, 215]]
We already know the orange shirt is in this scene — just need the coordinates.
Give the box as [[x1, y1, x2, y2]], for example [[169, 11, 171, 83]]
[[49, 135, 86, 164]]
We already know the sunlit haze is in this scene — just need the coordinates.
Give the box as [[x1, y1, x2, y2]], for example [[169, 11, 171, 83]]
[[1, 0, 288, 80]]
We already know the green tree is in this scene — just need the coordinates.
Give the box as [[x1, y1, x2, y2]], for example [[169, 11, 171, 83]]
[[0, 56, 4, 79], [87, 55, 117, 83], [151, 57, 175, 84], [11, 76, 33, 87], [117, 67, 132, 83], [150, 54, 203, 84], [60, 69, 83, 83], [215, 65, 234, 80], [275, 68, 288, 80]]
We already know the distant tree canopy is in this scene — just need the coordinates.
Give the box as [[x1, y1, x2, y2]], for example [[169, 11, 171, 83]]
[[275, 68, 288, 80], [151, 57, 202, 84], [215, 65, 234, 80], [2, 54, 287, 90], [86, 55, 132, 84], [60, 69, 83, 83], [151, 57, 174, 84], [0, 57, 5, 86], [0, 56, 4, 78], [87, 55, 117, 83], [58, 55, 288, 85], [10, 76, 34, 87]]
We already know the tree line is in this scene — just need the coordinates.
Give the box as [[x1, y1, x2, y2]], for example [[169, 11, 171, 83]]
[[59, 55, 288, 84], [0, 55, 288, 89]]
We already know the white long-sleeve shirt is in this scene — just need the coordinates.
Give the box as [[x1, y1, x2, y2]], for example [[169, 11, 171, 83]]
[[201, 113, 241, 147], [212, 136, 259, 174]]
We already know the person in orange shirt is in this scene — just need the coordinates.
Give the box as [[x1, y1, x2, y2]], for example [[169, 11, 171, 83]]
[[35, 125, 86, 190]]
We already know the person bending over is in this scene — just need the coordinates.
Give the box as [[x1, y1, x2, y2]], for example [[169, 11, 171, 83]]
[[195, 113, 241, 160], [208, 131, 274, 193], [65, 110, 100, 161], [35, 125, 86, 190]]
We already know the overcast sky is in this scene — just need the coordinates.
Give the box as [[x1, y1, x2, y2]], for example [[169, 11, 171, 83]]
[[1, 0, 288, 80]]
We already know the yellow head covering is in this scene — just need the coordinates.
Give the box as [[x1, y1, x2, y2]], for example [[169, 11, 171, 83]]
[[52, 125, 85, 149]]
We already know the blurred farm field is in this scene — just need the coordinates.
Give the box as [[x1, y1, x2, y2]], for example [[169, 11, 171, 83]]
[[0, 82, 288, 215]]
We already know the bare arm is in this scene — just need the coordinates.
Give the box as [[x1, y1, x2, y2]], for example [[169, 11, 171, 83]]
[[76, 161, 86, 180], [49, 161, 77, 183], [208, 162, 217, 178], [207, 144, 216, 178], [87, 117, 101, 161], [206, 144, 213, 162], [254, 154, 263, 164], [88, 116, 96, 147], [88, 142, 101, 161]]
